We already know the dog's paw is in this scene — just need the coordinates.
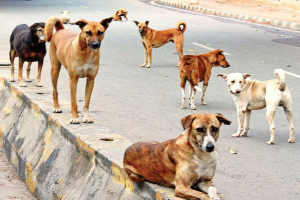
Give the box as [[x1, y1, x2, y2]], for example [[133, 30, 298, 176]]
[[19, 83, 27, 87], [241, 132, 248, 137], [36, 83, 43, 87], [53, 108, 62, 113], [288, 139, 295, 143], [232, 133, 241, 137], [9, 78, 15, 82], [25, 78, 32, 82], [83, 116, 94, 123], [70, 118, 80, 124], [145, 64, 151, 68], [201, 101, 207, 105], [266, 140, 275, 145], [191, 106, 197, 110], [141, 62, 147, 67], [181, 106, 186, 109]]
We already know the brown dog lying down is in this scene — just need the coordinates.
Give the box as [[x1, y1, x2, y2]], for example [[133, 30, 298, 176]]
[[112, 8, 128, 21], [134, 20, 186, 68], [179, 49, 230, 110], [124, 113, 231, 200], [45, 16, 113, 124]]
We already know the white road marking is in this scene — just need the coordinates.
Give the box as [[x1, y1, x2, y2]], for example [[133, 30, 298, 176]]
[[283, 70, 300, 79], [192, 43, 231, 55], [95, 10, 107, 14], [79, 5, 88, 9], [66, 1, 72, 3]]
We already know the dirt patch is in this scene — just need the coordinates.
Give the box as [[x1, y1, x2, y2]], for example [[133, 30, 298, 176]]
[[0, 148, 36, 200]]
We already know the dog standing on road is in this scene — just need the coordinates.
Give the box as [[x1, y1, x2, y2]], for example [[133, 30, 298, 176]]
[[112, 8, 128, 21], [124, 113, 231, 200], [9, 23, 46, 87], [45, 16, 113, 124], [179, 49, 230, 110], [134, 20, 186, 68], [218, 69, 294, 144]]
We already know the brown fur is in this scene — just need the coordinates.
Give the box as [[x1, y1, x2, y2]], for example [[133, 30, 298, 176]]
[[179, 49, 230, 110], [112, 8, 128, 21], [124, 113, 231, 200], [134, 20, 186, 68], [45, 16, 113, 124]]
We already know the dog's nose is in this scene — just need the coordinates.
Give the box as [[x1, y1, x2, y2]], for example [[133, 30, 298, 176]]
[[206, 143, 214, 152], [236, 89, 241, 93], [90, 42, 100, 49], [139, 30, 144, 34]]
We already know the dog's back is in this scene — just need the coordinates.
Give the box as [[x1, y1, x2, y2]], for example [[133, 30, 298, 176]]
[[10, 24, 30, 54]]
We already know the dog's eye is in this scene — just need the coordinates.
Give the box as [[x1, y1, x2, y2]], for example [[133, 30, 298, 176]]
[[231, 80, 235, 83], [86, 31, 92, 36], [211, 126, 219, 132], [239, 81, 242, 83], [97, 31, 103, 36], [196, 127, 204, 132], [138, 26, 141, 28]]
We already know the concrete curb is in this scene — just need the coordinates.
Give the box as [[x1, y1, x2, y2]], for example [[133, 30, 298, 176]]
[[0, 76, 183, 200], [153, 0, 300, 31]]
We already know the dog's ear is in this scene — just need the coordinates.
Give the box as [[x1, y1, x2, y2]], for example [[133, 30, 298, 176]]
[[145, 21, 149, 26], [70, 19, 88, 29], [181, 115, 196, 130], [100, 17, 113, 29], [217, 49, 224, 55], [29, 22, 45, 30], [242, 74, 251, 79], [133, 21, 139, 26], [215, 113, 231, 125], [217, 74, 227, 80]]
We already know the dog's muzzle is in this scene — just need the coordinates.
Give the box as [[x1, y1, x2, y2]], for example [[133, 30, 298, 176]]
[[139, 30, 144, 34], [206, 142, 215, 152], [89, 42, 101, 49]]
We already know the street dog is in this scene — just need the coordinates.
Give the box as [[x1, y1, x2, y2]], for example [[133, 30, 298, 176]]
[[45, 16, 113, 124], [218, 69, 294, 144], [9, 23, 46, 87], [124, 113, 231, 200], [133, 20, 186, 68], [60, 11, 70, 24], [112, 8, 128, 21], [179, 49, 230, 110]]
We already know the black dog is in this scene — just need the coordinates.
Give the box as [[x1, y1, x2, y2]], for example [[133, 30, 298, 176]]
[[9, 23, 46, 87]]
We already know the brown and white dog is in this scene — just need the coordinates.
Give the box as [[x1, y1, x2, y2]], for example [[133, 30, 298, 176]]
[[45, 16, 113, 124], [179, 49, 230, 110], [9, 23, 46, 87], [112, 8, 128, 21], [218, 69, 294, 144], [134, 20, 186, 68], [124, 113, 231, 200]]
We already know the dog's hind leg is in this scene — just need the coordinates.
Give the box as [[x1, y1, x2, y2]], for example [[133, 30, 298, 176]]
[[283, 102, 294, 143], [190, 86, 196, 110], [18, 58, 26, 87], [201, 84, 208, 105], [82, 76, 95, 123], [9, 49, 16, 82], [25, 62, 32, 82], [124, 167, 145, 183], [141, 42, 148, 67], [266, 106, 276, 144], [36, 59, 44, 87], [180, 77, 187, 109]]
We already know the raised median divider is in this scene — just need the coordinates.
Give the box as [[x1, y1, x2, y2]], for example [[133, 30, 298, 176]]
[[0, 76, 183, 200]]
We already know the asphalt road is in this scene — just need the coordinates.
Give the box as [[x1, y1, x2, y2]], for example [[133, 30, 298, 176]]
[[0, 0, 300, 199]]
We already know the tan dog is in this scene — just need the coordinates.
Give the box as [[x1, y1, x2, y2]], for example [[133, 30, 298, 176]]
[[218, 69, 294, 144], [134, 20, 186, 68], [124, 113, 231, 200], [45, 16, 113, 124], [179, 49, 230, 110], [112, 8, 128, 21], [60, 11, 70, 24]]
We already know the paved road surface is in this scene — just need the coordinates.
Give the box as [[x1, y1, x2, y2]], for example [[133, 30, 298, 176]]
[[0, 0, 300, 199]]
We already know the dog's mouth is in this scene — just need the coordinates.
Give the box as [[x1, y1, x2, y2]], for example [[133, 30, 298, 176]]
[[39, 35, 45, 41], [221, 64, 230, 68], [88, 42, 101, 49]]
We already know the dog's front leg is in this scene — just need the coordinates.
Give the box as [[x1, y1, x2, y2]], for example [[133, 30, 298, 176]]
[[232, 110, 246, 137], [175, 184, 211, 200], [145, 45, 152, 68], [9, 49, 16, 82], [69, 77, 79, 124], [241, 110, 251, 136], [25, 62, 32, 82], [197, 181, 220, 200], [36, 59, 43, 87], [141, 42, 148, 67], [82, 76, 95, 123], [18, 58, 26, 87], [190, 87, 196, 110]]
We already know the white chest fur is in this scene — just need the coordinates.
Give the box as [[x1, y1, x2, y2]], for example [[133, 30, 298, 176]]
[[193, 151, 218, 179], [77, 63, 98, 78]]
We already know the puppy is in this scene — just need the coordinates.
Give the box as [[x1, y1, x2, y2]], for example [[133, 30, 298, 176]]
[[45, 16, 113, 124], [9, 23, 46, 87], [124, 113, 231, 200], [112, 8, 128, 21], [60, 11, 70, 24], [218, 69, 294, 144], [179, 49, 230, 110], [134, 20, 186, 68]]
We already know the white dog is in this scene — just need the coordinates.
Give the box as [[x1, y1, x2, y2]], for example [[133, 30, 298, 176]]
[[218, 69, 294, 144], [60, 11, 70, 24]]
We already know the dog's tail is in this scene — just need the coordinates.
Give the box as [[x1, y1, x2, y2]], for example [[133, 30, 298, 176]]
[[274, 68, 286, 91], [45, 16, 64, 42], [194, 85, 202, 93], [177, 21, 186, 32]]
